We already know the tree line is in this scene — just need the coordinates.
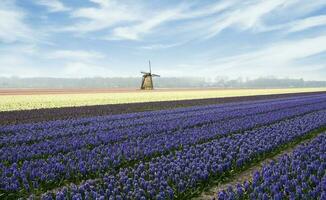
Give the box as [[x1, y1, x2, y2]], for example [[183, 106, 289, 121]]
[[0, 77, 325, 88]]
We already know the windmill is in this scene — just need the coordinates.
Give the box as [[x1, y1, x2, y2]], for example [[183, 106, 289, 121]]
[[140, 60, 160, 90]]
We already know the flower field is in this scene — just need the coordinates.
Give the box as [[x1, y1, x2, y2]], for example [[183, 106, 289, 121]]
[[218, 133, 326, 200], [1, 93, 326, 199], [1, 88, 326, 112]]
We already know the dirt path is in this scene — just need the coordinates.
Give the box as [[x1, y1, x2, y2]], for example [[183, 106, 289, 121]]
[[194, 136, 319, 200]]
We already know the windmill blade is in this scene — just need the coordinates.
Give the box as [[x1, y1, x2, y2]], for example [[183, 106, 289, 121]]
[[141, 71, 149, 74], [149, 60, 151, 74], [152, 74, 160, 77]]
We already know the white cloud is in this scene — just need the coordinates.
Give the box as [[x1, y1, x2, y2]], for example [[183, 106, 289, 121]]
[[62, 0, 325, 41], [0, 1, 35, 43], [258, 15, 326, 33], [65, 0, 140, 33], [287, 15, 326, 33], [205, 0, 288, 38], [64, 0, 236, 40], [177, 1, 237, 20], [140, 42, 185, 50], [0, 57, 42, 77], [176, 35, 326, 79], [46, 50, 110, 78], [34, 0, 70, 12], [1, 0, 325, 80], [110, 7, 184, 40], [61, 62, 112, 78], [89, 0, 110, 7], [184, 0, 326, 39], [51, 0, 326, 42], [0, 44, 43, 77], [0, 45, 109, 78], [108, 1, 237, 41], [47, 50, 105, 61]]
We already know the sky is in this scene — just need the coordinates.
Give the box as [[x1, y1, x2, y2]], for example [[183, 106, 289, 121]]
[[0, 0, 325, 80]]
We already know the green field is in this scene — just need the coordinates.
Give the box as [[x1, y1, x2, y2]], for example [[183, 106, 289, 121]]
[[1, 88, 326, 112]]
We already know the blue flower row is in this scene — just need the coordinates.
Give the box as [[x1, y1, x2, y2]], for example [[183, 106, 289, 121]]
[[38, 109, 326, 199], [1, 94, 323, 146], [2, 96, 325, 164], [1, 97, 326, 195], [218, 133, 326, 200]]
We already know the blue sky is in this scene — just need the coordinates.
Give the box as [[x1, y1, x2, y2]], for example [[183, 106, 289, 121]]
[[0, 0, 325, 80]]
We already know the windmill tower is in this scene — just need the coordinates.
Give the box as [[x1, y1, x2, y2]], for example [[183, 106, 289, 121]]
[[140, 60, 160, 90]]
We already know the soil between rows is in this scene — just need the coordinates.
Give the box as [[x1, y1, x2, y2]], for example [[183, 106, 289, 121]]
[[1, 91, 326, 125]]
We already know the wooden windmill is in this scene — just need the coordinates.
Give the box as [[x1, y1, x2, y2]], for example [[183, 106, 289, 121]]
[[140, 60, 160, 90]]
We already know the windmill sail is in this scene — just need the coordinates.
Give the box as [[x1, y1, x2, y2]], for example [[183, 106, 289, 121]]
[[149, 60, 151, 74]]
